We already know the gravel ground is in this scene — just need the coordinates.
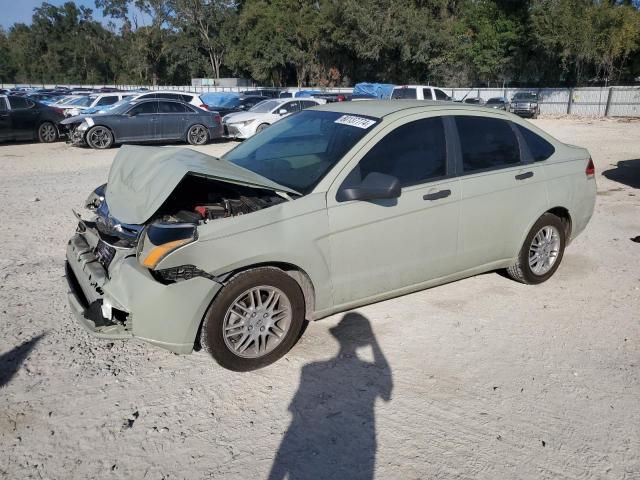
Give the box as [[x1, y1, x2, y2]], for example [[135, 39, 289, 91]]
[[1, 118, 639, 479]]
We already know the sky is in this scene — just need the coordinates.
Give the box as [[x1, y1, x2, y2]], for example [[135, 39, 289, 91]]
[[0, 0, 116, 29]]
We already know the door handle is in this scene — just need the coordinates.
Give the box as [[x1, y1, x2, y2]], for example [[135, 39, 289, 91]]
[[515, 171, 534, 180], [423, 189, 451, 201]]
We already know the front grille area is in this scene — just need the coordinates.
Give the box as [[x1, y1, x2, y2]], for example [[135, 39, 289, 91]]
[[95, 240, 116, 270]]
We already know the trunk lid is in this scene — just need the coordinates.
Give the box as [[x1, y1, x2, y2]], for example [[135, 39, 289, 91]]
[[105, 145, 299, 225]]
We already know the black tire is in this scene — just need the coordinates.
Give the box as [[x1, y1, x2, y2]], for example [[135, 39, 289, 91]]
[[187, 124, 209, 145], [506, 213, 566, 284], [201, 267, 305, 371], [85, 126, 114, 149], [256, 123, 269, 133], [38, 121, 58, 143]]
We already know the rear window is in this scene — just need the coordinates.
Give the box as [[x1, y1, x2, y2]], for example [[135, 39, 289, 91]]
[[516, 125, 555, 161], [392, 88, 417, 100], [434, 89, 449, 100], [455, 116, 521, 172]]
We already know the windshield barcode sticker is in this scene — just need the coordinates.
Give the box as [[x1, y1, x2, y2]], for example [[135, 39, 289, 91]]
[[334, 115, 376, 129]]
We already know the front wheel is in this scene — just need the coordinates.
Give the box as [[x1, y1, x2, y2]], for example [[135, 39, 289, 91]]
[[86, 126, 113, 149], [201, 267, 305, 371], [506, 213, 566, 284], [38, 122, 58, 143], [255, 123, 269, 133], [187, 124, 209, 145]]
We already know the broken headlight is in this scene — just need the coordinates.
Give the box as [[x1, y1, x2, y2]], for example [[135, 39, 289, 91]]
[[85, 184, 106, 209], [137, 223, 197, 269], [151, 265, 214, 284]]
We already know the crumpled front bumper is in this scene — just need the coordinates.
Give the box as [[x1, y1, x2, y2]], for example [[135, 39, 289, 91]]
[[222, 122, 253, 139], [65, 232, 222, 354]]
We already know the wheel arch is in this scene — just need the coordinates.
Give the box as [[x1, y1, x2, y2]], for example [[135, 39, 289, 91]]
[[193, 261, 316, 351], [84, 123, 116, 143], [513, 206, 573, 261]]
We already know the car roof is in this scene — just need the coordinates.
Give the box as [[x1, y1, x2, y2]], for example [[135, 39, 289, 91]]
[[313, 99, 505, 119]]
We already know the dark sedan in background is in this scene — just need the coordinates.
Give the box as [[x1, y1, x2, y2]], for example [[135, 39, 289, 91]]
[[61, 98, 223, 149], [485, 97, 509, 110], [207, 95, 266, 117], [0, 95, 64, 143]]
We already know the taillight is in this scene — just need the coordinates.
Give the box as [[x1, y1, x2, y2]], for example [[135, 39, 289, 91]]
[[337, 95, 345, 102], [199, 104, 210, 110], [52, 107, 64, 115], [585, 158, 595, 177]]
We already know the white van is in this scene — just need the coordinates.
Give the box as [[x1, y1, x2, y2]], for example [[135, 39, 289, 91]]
[[391, 85, 451, 101]]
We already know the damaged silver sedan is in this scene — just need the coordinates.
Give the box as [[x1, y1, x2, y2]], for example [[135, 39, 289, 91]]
[[66, 102, 595, 371]]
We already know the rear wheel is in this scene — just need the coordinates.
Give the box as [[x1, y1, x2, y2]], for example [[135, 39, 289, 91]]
[[201, 267, 305, 371], [506, 213, 565, 284], [38, 122, 57, 143], [256, 123, 269, 133], [86, 126, 113, 149], [187, 124, 209, 145]]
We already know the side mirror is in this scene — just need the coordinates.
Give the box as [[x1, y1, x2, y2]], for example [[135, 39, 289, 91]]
[[337, 172, 401, 202], [278, 108, 287, 115], [238, 104, 246, 110]]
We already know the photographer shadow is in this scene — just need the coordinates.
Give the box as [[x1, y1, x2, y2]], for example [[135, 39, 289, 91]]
[[268, 312, 393, 480]]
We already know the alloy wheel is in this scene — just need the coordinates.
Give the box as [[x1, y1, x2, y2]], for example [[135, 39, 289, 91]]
[[222, 286, 292, 359], [88, 127, 112, 149], [189, 125, 208, 145], [528, 225, 561, 275], [39, 123, 57, 142]]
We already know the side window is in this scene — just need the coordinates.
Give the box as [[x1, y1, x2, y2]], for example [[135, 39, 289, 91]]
[[128, 101, 158, 115], [515, 124, 555, 161], [344, 117, 447, 188], [8, 97, 33, 109], [158, 101, 188, 113], [299, 100, 318, 109], [0, 98, 7, 111], [96, 96, 118, 106], [422, 88, 433, 100], [279, 101, 300, 113], [434, 89, 449, 100], [455, 116, 520, 172], [391, 88, 417, 100], [180, 94, 194, 103]]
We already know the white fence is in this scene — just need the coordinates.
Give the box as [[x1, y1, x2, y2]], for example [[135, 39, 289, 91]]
[[3, 83, 639, 117]]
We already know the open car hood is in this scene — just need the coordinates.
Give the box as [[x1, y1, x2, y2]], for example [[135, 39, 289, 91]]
[[105, 145, 300, 225]]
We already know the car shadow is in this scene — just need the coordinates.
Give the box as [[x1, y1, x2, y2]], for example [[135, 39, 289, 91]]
[[268, 312, 393, 480], [602, 159, 640, 189], [0, 334, 44, 387]]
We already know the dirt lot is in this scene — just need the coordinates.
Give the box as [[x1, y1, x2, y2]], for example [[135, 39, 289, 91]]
[[1, 118, 639, 479]]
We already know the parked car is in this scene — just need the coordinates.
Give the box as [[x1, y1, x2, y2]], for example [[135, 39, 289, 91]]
[[510, 92, 540, 118], [127, 90, 212, 111], [391, 85, 451, 101], [65, 100, 595, 371], [60, 98, 222, 149], [222, 98, 326, 139], [242, 89, 281, 98], [202, 94, 266, 117], [60, 92, 133, 117], [485, 97, 509, 110], [0, 95, 64, 143], [462, 97, 485, 105], [311, 93, 348, 103]]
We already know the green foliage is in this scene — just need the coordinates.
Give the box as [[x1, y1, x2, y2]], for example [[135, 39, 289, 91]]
[[0, 0, 639, 86]]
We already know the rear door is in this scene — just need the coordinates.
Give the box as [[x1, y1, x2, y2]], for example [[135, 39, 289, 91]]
[[157, 100, 189, 139], [7, 96, 38, 140], [118, 100, 159, 142], [0, 97, 11, 140], [453, 114, 549, 271]]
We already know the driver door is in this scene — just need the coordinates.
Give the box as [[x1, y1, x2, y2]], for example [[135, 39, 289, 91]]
[[118, 100, 159, 142], [326, 114, 461, 308]]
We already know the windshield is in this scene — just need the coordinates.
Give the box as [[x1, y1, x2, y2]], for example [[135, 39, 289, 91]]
[[68, 95, 96, 107], [222, 110, 379, 194], [513, 93, 537, 101], [249, 99, 280, 113]]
